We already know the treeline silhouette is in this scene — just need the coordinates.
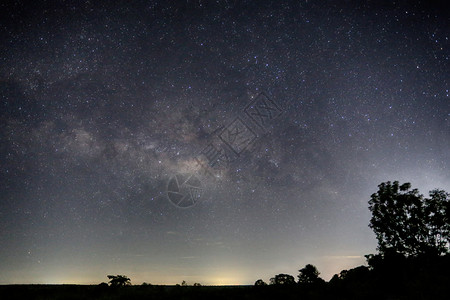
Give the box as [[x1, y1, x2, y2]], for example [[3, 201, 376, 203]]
[[1, 181, 448, 299]]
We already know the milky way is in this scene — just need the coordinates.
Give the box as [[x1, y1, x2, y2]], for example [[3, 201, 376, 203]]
[[1, 1, 449, 284]]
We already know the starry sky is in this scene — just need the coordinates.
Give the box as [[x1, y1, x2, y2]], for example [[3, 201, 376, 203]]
[[1, 0, 449, 285]]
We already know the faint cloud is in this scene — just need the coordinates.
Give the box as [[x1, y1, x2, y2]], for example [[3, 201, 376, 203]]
[[166, 231, 179, 235]]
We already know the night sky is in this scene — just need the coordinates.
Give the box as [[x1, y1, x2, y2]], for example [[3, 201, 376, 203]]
[[1, 0, 449, 285]]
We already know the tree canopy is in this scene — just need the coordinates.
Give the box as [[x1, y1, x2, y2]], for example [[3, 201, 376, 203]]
[[368, 181, 449, 256], [298, 264, 323, 284]]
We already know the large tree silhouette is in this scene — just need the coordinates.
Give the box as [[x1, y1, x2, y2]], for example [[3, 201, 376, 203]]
[[297, 264, 323, 284], [369, 181, 449, 256]]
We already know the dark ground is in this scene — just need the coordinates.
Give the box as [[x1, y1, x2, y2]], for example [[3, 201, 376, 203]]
[[0, 279, 449, 300]]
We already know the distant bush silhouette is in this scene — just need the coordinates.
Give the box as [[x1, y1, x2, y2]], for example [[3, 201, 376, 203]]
[[107, 275, 131, 287], [254, 279, 267, 286], [269, 274, 296, 285]]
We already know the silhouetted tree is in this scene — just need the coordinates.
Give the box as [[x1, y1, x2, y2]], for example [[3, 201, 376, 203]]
[[107, 275, 131, 287], [368, 181, 449, 256], [269, 274, 295, 285], [329, 274, 340, 285], [297, 264, 322, 284], [254, 279, 267, 286], [329, 265, 373, 298], [425, 189, 450, 253], [337, 266, 369, 281], [193, 282, 201, 286], [181, 280, 188, 286]]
